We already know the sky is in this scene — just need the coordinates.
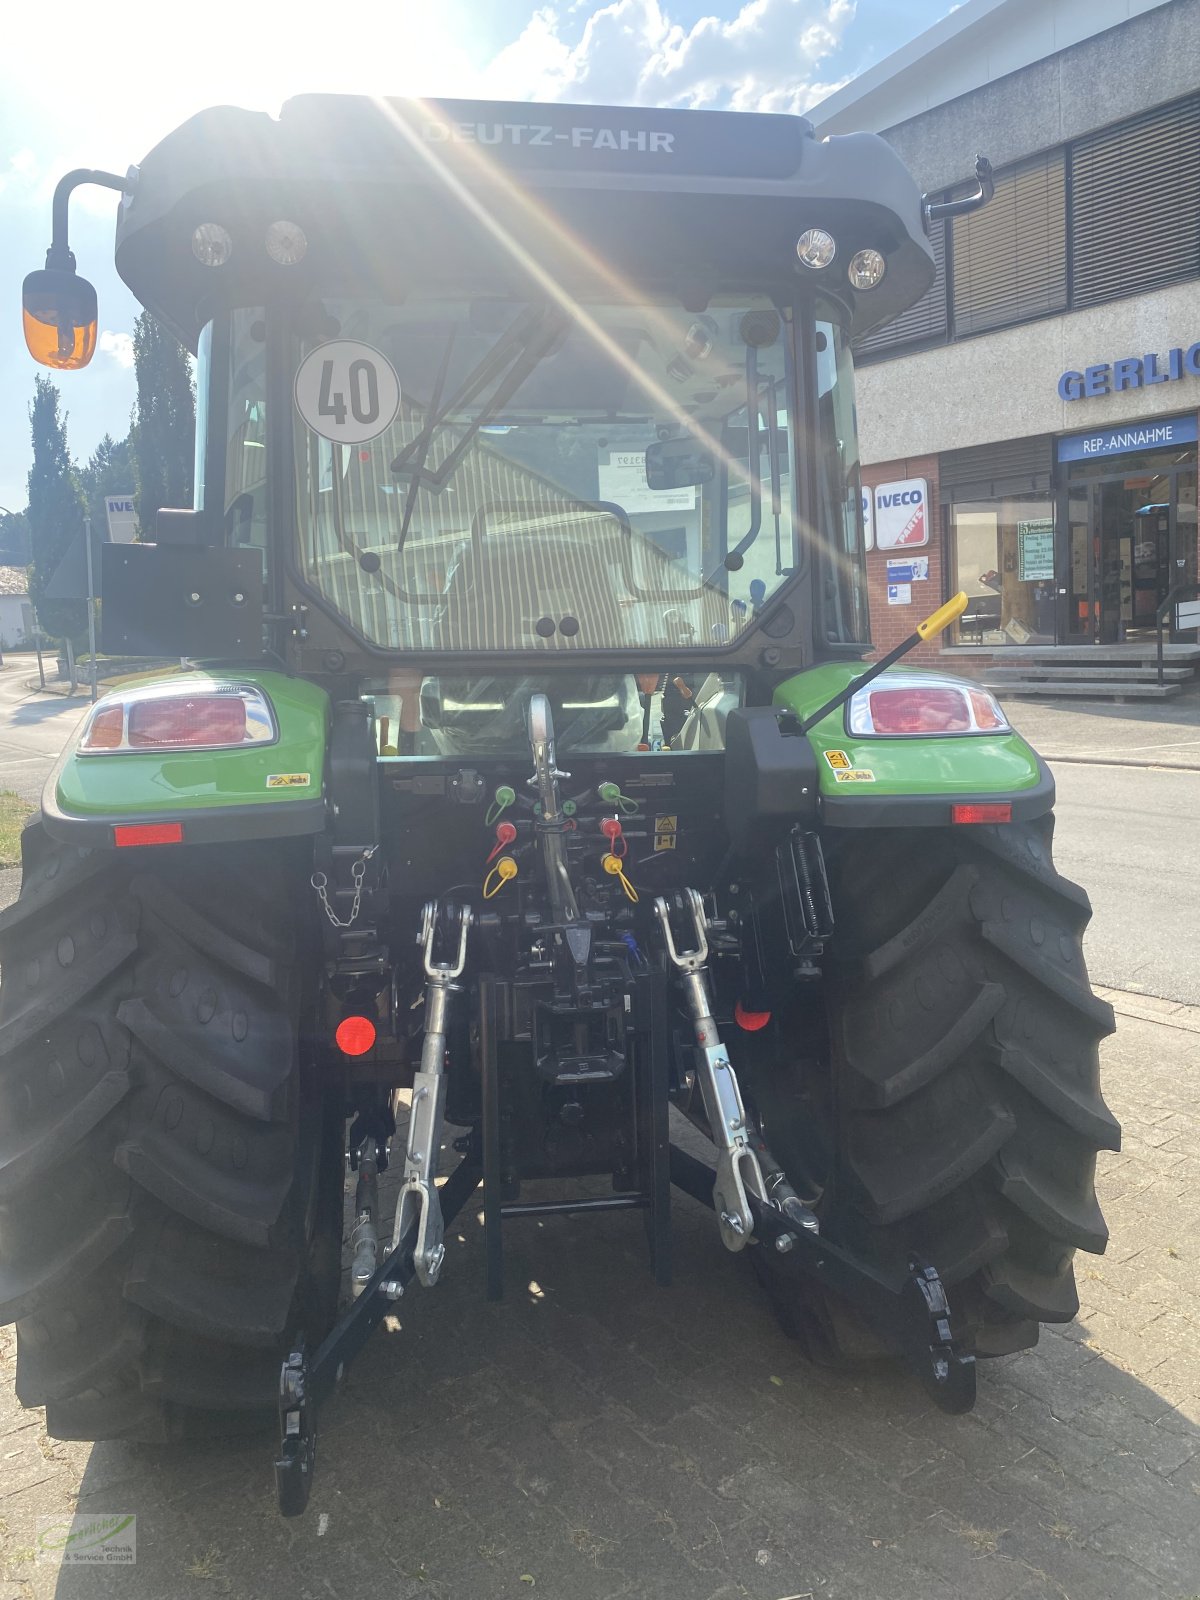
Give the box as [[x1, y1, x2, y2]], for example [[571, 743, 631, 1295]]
[[0, 0, 950, 517]]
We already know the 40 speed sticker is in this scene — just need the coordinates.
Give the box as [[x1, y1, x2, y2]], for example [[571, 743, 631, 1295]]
[[294, 340, 401, 446], [833, 768, 876, 783]]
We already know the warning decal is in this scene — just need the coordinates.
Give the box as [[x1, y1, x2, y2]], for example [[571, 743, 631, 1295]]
[[833, 768, 876, 784], [654, 814, 678, 852], [266, 773, 312, 788], [823, 750, 852, 770]]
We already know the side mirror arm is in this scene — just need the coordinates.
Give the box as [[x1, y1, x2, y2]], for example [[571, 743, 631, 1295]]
[[923, 156, 994, 226]]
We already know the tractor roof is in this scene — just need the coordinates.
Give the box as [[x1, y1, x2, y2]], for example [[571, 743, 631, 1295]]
[[113, 96, 934, 349]]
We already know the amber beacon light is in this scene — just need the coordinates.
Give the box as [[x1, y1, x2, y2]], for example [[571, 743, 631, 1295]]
[[21, 168, 131, 371]]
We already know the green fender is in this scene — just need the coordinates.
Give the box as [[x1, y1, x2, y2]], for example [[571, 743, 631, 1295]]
[[43, 669, 329, 847], [773, 664, 1054, 827]]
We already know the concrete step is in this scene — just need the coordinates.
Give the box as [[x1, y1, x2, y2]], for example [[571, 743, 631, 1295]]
[[981, 665, 1195, 682], [964, 643, 1200, 664], [984, 678, 1183, 700]]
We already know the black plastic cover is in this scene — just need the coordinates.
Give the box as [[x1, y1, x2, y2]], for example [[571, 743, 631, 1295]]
[[723, 706, 818, 850], [100, 543, 263, 657]]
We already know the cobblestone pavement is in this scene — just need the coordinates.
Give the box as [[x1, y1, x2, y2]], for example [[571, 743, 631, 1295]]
[[1, 993, 1198, 1600]]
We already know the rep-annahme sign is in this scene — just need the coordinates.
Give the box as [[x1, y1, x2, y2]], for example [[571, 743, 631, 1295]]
[[1055, 414, 1198, 462]]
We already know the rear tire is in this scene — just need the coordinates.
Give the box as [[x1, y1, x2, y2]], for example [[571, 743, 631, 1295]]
[[0, 821, 343, 1442], [750, 813, 1119, 1360]]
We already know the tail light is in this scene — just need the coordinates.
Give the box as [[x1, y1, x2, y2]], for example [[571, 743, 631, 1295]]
[[79, 683, 277, 753], [847, 675, 1010, 737]]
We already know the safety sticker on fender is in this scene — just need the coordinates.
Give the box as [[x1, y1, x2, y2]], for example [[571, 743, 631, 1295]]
[[266, 773, 312, 788], [823, 750, 852, 770], [833, 768, 876, 783]]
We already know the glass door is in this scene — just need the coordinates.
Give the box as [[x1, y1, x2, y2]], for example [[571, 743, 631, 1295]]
[[1094, 480, 1128, 644], [1170, 469, 1197, 638], [1060, 483, 1093, 642]]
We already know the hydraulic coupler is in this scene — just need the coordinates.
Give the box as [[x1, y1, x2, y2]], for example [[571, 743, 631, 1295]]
[[391, 901, 471, 1287], [655, 890, 767, 1252]]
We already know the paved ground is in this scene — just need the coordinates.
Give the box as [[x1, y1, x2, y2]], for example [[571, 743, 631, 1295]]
[[1, 998, 1197, 1600], [1, 670, 1199, 1598]]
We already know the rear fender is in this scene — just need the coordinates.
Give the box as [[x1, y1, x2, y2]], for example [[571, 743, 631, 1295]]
[[43, 669, 329, 847], [773, 664, 1053, 827]]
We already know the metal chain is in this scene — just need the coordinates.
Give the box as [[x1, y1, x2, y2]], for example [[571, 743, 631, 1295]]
[[311, 846, 377, 928]]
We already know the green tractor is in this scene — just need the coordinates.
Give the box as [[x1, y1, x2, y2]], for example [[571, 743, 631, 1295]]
[[3, 98, 1117, 1514]]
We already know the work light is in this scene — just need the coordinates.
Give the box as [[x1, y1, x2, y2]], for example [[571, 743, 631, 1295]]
[[795, 228, 836, 269], [848, 248, 886, 290], [266, 221, 308, 266], [192, 223, 233, 267]]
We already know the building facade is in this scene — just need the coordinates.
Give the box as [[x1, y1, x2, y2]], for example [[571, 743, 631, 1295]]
[[810, 0, 1200, 660]]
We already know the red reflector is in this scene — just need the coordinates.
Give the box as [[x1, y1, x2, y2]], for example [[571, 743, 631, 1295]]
[[868, 686, 971, 734], [113, 822, 184, 847], [128, 694, 247, 748], [335, 1015, 377, 1056], [951, 803, 1012, 825], [734, 1000, 772, 1032]]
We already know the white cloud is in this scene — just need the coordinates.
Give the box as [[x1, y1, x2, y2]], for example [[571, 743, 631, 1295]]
[[484, 0, 855, 112], [0, 148, 39, 197], [98, 331, 134, 369]]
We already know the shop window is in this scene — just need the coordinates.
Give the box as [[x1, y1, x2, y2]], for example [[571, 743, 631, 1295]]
[[951, 151, 1067, 337], [950, 495, 1056, 646]]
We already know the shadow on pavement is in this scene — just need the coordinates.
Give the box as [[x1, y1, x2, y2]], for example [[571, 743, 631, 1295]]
[[48, 1182, 1200, 1600], [8, 694, 89, 728]]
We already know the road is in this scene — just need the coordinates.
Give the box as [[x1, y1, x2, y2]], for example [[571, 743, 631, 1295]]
[[0, 666, 85, 806], [1051, 763, 1200, 1005]]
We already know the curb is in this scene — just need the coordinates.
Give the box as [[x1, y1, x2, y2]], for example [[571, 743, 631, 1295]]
[[1095, 985, 1200, 1034], [1043, 753, 1200, 772]]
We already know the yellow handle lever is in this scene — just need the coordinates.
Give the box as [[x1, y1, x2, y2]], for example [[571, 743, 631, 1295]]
[[916, 590, 969, 642]]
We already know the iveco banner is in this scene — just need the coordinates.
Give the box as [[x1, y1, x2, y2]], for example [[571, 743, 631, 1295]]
[[874, 478, 929, 549]]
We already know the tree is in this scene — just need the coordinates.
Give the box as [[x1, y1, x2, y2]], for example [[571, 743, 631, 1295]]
[[0, 508, 30, 565], [80, 432, 135, 536], [26, 375, 86, 643], [132, 311, 195, 533]]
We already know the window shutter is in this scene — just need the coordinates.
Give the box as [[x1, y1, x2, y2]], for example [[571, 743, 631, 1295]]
[[940, 436, 1054, 501], [951, 151, 1067, 336], [855, 218, 948, 359], [1070, 93, 1200, 307]]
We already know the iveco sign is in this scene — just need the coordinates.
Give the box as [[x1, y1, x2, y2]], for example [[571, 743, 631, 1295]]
[[1058, 342, 1200, 401], [874, 478, 928, 549]]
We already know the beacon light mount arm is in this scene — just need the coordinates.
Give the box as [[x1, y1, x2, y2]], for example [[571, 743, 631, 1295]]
[[22, 168, 134, 371], [923, 156, 994, 226]]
